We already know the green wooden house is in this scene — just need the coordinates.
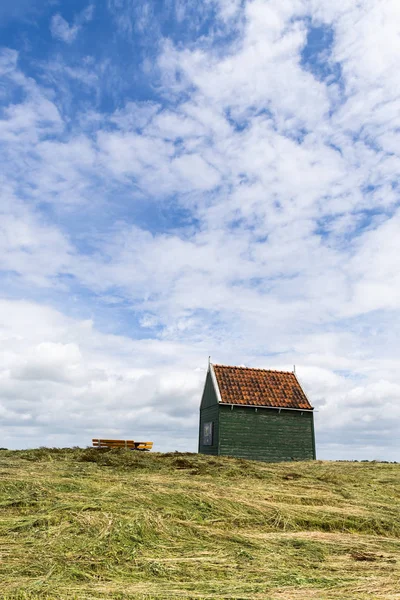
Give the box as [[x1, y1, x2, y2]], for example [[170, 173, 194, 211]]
[[198, 363, 316, 462]]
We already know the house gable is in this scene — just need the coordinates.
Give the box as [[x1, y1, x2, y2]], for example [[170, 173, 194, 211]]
[[198, 367, 220, 455], [200, 367, 219, 409]]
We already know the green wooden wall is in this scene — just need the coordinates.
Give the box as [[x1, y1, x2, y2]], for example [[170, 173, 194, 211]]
[[198, 371, 219, 455], [218, 405, 315, 462], [198, 405, 219, 455]]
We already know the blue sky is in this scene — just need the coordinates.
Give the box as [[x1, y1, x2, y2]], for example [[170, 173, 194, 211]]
[[1, 0, 400, 458]]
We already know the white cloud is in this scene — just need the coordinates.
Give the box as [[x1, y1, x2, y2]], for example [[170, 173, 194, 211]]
[[110, 101, 160, 131], [50, 15, 80, 43], [50, 4, 94, 43], [0, 48, 18, 75], [1, 298, 399, 459], [0, 299, 204, 450]]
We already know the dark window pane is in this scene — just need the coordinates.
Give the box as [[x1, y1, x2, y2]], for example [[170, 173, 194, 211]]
[[203, 422, 213, 446]]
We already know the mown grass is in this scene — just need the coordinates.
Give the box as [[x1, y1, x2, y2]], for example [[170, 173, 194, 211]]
[[0, 449, 399, 599]]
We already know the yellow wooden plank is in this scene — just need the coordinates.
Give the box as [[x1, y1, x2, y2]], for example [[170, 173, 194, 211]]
[[92, 439, 135, 443], [94, 442, 135, 446], [92, 439, 153, 450]]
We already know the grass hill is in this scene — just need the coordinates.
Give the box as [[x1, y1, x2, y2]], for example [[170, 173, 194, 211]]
[[0, 448, 399, 600]]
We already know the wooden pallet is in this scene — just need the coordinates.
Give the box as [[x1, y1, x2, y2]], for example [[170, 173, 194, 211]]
[[92, 439, 153, 451]]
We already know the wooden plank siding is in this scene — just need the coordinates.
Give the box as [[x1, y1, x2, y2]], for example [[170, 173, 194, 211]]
[[198, 405, 220, 455], [218, 405, 315, 462]]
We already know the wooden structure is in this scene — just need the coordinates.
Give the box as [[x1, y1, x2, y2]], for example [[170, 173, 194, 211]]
[[92, 439, 153, 451], [198, 363, 315, 462]]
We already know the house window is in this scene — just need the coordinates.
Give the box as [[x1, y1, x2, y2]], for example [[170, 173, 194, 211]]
[[203, 422, 213, 446]]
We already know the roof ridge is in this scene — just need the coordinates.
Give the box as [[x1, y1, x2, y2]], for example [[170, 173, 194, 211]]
[[212, 363, 294, 374]]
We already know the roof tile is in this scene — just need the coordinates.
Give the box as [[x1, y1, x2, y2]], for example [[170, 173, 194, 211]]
[[212, 364, 313, 410]]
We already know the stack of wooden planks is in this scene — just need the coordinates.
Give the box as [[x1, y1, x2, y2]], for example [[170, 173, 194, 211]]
[[92, 439, 153, 451]]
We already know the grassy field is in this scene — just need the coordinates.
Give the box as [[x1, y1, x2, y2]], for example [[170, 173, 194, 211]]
[[0, 449, 399, 600]]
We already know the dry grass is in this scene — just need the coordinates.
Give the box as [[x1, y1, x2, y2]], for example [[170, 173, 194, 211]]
[[0, 448, 399, 599]]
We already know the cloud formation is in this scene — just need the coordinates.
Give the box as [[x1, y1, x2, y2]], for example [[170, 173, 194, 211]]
[[50, 5, 94, 43], [0, 0, 399, 458]]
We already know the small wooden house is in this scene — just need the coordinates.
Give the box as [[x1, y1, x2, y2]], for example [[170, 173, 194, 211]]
[[198, 363, 316, 462]]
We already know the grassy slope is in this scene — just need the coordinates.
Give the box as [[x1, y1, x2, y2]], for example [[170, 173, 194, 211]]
[[0, 449, 399, 600]]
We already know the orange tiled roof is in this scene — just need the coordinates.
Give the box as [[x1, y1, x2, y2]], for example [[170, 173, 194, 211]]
[[212, 364, 313, 410]]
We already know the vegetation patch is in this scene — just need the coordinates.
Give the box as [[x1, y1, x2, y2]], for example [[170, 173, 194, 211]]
[[0, 449, 399, 599]]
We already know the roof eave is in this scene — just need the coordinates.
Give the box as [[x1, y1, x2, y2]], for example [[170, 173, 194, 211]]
[[220, 402, 313, 412]]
